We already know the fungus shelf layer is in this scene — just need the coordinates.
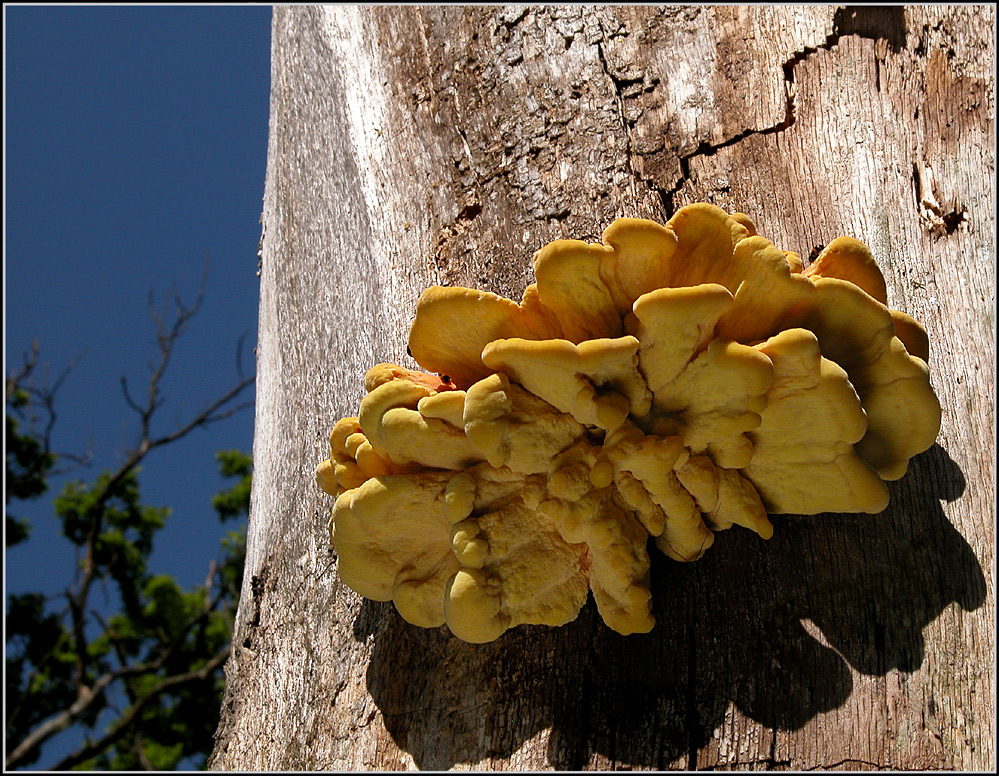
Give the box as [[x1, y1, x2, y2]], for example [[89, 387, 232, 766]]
[[316, 203, 940, 643]]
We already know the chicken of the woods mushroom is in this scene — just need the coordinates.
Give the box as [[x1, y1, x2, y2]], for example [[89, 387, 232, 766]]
[[315, 203, 940, 644]]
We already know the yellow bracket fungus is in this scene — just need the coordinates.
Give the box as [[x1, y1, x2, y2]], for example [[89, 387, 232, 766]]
[[316, 203, 941, 643]]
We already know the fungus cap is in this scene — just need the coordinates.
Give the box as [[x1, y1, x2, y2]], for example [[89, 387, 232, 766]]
[[318, 203, 941, 643]]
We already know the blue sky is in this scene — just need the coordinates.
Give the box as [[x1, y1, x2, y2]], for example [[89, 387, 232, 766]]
[[6, 4, 270, 587], [5, 6, 271, 760]]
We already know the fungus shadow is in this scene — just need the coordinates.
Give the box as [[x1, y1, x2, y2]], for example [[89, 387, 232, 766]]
[[356, 444, 984, 769]]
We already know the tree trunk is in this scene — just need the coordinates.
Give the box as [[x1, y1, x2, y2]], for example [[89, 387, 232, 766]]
[[210, 6, 993, 770]]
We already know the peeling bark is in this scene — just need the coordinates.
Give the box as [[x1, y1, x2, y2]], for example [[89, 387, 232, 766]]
[[210, 6, 993, 771]]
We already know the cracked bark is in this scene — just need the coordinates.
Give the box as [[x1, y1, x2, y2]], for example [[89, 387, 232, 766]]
[[210, 6, 993, 771]]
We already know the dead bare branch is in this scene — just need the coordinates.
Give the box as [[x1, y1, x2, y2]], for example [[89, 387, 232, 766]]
[[119, 375, 145, 417], [6, 343, 88, 468], [38, 350, 87, 451]]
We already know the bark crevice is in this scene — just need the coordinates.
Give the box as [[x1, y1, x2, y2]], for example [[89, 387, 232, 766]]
[[624, 8, 914, 218], [656, 27, 846, 217]]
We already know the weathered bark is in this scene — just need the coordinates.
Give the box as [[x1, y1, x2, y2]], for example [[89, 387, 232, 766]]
[[210, 6, 993, 770]]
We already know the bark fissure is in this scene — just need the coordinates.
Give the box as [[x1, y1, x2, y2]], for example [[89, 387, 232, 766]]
[[658, 10, 915, 214], [803, 757, 888, 771], [593, 33, 662, 215], [911, 162, 968, 239], [768, 725, 781, 770], [241, 565, 269, 650], [656, 29, 844, 217], [700, 758, 793, 771]]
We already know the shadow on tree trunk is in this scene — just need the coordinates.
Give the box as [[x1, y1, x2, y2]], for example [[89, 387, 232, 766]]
[[354, 444, 984, 769]]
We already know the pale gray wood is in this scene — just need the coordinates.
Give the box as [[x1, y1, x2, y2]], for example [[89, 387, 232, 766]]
[[210, 6, 994, 770]]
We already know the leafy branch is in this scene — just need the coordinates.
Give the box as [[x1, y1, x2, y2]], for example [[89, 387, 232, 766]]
[[5, 283, 255, 771]]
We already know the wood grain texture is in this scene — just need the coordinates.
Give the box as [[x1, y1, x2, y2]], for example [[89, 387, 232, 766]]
[[210, 6, 994, 770]]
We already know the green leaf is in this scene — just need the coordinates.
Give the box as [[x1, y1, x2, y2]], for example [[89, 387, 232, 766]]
[[5, 412, 55, 506], [212, 450, 252, 522], [5, 514, 31, 547]]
